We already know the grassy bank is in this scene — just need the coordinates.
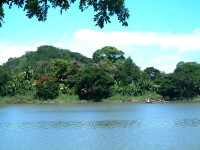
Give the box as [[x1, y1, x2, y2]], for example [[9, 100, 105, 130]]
[[103, 92, 162, 102], [0, 92, 161, 104], [0, 94, 79, 104], [1, 93, 200, 104]]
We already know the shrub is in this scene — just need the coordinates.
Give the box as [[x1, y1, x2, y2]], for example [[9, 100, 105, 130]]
[[35, 75, 59, 100], [76, 66, 115, 101]]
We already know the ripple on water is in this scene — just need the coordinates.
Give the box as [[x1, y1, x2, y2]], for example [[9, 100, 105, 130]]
[[1, 119, 200, 130]]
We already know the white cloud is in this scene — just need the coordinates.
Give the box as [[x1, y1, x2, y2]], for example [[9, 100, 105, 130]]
[[1, 28, 200, 73], [0, 42, 46, 64], [138, 55, 182, 73], [150, 55, 183, 73], [156, 65, 177, 74], [57, 28, 200, 73], [155, 55, 182, 63], [55, 33, 68, 48], [61, 29, 200, 56]]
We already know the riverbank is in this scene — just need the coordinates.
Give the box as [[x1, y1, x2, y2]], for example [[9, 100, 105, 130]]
[[0, 93, 160, 104], [0, 94, 200, 105]]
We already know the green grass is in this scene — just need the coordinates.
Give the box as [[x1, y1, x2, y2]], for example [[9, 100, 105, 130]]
[[103, 95, 133, 102], [0, 93, 80, 104], [0, 91, 36, 104], [53, 94, 80, 103], [191, 95, 200, 101], [104, 92, 162, 102], [1, 92, 199, 104]]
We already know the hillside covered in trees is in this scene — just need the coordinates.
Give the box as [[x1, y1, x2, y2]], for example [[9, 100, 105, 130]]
[[0, 45, 200, 102]]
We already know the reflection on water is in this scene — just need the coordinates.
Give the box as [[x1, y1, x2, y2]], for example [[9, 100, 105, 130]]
[[1, 119, 200, 130], [1, 103, 200, 150]]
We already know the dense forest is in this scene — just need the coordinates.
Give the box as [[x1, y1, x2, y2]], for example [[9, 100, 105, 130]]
[[0, 45, 200, 102]]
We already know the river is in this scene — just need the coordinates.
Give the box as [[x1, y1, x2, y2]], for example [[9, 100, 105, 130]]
[[0, 102, 200, 150]]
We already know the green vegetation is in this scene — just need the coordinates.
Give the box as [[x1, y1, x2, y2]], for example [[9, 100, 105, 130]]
[[76, 65, 115, 101], [0, 45, 200, 104], [35, 75, 60, 100], [0, 0, 129, 28], [104, 92, 162, 102]]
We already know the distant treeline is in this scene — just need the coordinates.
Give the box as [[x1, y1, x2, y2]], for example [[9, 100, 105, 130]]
[[0, 45, 199, 101]]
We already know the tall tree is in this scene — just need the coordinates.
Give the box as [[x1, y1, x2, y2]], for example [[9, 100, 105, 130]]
[[144, 67, 161, 80], [122, 57, 140, 81], [50, 59, 70, 81], [173, 62, 200, 99], [157, 62, 200, 100], [0, 66, 11, 96], [0, 0, 129, 28], [92, 46, 125, 63], [35, 75, 59, 100], [114, 57, 140, 86], [76, 65, 115, 101], [33, 60, 51, 79], [156, 74, 179, 100]]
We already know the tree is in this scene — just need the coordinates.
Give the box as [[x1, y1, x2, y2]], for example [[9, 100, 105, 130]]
[[156, 74, 179, 100], [3, 57, 21, 76], [157, 62, 200, 100], [65, 60, 84, 88], [173, 62, 200, 99], [93, 46, 125, 63], [33, 60, 51, 79], [2, 74, 34, 96], [0, 0, 129, 28], [50, 59, 70, 81], [114, 57, 140, 86], [35, 75, 59, 100], [121, 57, 140, 81], [144, 67, 161, 80], [76, 65, 115, 101], [0, 66, 10, 85], [0, 66, 11, 96], [21, 67, 33, 80]]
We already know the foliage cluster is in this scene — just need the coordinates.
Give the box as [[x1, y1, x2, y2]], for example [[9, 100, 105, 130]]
[[35, 75, 59, 100], [0, 45, 200, 102], [76, 66, 115, 101], [0, 0, 129, 28], [156, 62, 200, 100]]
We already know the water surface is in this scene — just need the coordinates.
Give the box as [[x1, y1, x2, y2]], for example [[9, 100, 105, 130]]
[[1, 102, 200, 150]]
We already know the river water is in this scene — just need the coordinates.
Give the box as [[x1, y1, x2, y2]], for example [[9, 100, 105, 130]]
[[0, 102, 200, 150]]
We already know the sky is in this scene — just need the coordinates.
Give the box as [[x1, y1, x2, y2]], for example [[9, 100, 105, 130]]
[[0, 0, 200, 73]]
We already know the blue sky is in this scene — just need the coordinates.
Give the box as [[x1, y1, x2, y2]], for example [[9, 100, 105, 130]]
[[0, 0, 200, 73]]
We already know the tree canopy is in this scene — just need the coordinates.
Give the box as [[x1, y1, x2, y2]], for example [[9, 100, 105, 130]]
[[1, 45, 200, 102], [144, 67, 162, 80], [0, 0, 129, 28], [93, 46, 125, 63], [157, 62, 200, 100], [76, 65, 115, 101]]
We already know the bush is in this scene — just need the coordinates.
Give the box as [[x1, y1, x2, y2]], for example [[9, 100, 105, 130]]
[[35, 75, 59, 100], [76, 66, 115, 101], [1, 75, 34, 96]]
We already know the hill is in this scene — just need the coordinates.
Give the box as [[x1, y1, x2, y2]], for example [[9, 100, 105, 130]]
[[3, 45, 92, 75]]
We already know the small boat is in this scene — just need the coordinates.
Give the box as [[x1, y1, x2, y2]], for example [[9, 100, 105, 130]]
[[145, 98, 152, 103]]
